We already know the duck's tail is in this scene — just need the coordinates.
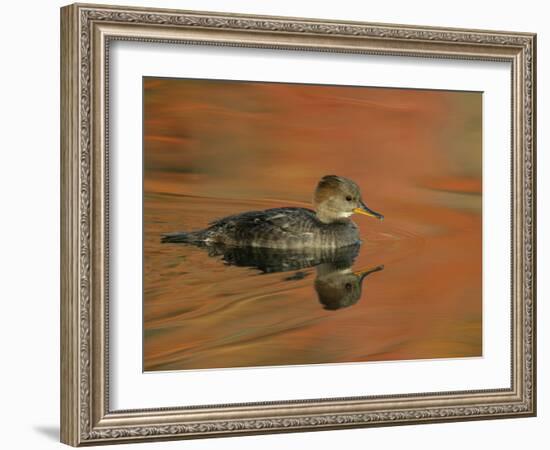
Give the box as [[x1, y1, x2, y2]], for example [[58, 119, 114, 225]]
[[161, 230, 205, 244]]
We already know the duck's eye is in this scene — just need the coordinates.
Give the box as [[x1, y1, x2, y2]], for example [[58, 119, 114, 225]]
[[345, 195, 352, 202], [345, 283, 352, 291]]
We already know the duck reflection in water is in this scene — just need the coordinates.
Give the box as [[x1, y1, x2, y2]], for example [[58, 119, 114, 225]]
[[164, 241, 384, 310], [314, 257, 384, 310]]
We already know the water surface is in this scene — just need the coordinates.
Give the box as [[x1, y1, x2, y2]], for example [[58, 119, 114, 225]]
[[143, 78, 482, 371]]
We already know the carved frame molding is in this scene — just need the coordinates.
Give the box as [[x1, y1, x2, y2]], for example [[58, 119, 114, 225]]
[[61, 3, 536, 446]]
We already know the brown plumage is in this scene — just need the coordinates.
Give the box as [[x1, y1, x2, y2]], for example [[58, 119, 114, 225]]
[[162, 175, 383, 249]]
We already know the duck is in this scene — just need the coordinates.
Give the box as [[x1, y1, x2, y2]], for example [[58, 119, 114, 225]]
[[161, 175, 383, 249]]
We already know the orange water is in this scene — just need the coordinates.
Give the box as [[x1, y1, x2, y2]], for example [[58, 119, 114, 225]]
[[143, 78, 482, 371]]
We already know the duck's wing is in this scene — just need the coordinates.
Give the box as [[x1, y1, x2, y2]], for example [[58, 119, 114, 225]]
[[208, 207, 318, 245], [208, 207, 315, 228]]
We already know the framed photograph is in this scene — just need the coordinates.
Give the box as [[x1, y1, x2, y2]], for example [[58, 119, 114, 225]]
[[60, 3, 536, 446]]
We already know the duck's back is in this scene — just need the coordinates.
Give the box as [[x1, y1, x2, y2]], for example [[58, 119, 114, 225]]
[[202, 207, 359, 249]]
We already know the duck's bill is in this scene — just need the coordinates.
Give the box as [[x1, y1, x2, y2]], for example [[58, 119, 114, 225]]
[[353, 264, 385, 279], [353, 202, 384, 220]]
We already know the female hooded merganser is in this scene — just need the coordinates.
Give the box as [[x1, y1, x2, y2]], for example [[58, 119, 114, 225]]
[[161, 175, 383, 249]]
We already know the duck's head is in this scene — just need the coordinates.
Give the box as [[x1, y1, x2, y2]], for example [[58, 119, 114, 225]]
[[313, 175, 384, 224], [315, 264, 384, 310]]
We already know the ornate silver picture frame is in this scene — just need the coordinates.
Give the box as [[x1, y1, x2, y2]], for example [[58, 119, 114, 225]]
[[60, 3, 536, 446]]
